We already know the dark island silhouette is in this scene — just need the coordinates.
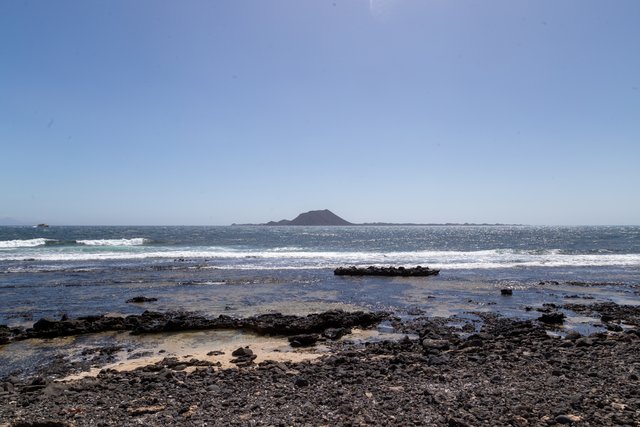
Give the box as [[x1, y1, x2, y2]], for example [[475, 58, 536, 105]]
[[231, 209, 518, 226], [264, 209, 353, 226]]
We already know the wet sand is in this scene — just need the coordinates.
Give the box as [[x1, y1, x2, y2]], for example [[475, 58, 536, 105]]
[[61, 328, 404, 381]]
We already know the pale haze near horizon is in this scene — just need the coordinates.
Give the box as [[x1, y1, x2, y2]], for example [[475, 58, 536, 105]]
[[1, 0, 639, 226]]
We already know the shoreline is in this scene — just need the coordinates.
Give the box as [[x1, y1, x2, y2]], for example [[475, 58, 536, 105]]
[[2, 276, 638, 332], [1, 302, 639, 426]]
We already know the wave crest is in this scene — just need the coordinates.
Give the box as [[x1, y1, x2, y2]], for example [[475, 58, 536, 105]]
[[76, 238, 149, 246], [0, 238, 55, 249], [1, 247, 639, 270]]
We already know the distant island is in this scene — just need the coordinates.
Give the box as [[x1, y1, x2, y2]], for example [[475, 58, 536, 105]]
[[233, 209, 519, 226], [264, 209, 353, 226]]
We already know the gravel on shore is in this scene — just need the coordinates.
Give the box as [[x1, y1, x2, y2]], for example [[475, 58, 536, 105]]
[[1, 304, 640, 426]]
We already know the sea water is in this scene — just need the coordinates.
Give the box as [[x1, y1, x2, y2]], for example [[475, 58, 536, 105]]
[[1, 225, 639, 326]]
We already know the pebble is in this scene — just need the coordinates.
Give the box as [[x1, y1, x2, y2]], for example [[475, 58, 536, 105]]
[[554, 414, 582, 424]]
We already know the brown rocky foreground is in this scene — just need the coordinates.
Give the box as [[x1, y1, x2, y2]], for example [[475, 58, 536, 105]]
[[1, 303, 640, 426]]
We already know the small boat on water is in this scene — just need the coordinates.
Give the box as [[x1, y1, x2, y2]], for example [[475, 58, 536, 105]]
[[36, 223, 49, 228]]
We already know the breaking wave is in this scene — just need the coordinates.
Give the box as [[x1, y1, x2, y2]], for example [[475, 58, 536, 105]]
[[1, 247, 638, 270], [75, 238, 149, 246], [0, 238, 56, 249]]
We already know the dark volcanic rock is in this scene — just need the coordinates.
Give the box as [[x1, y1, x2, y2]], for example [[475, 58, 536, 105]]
[[231, 347, 253, 358], [126, 296, 158, 304], [294, 377, 309, 387], [539, 311, 566, 324], [32, 318, 58, 331], [12, 422, 69, 427], [5, 309, 388, 343], [288, 334, 319, 348], [243, 310, 388, 336], [322, 327, 351, 340], [421, 338, 450, 353], [555, 414, 582, 424], [334, 265, 439, 277], [26, 316, 128, 339], [564, 302, 640, 327], [565, 330, 582, 341], [230, 347, 256, 367], [0, 324, 24, 344], [2, 309, 640, 426]]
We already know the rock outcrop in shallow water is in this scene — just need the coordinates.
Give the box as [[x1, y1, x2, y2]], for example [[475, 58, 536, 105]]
[[334, 265, 439, 277], [126, 296, 158, 304], [564, 302, 640, 325], [0, 310, 389, 344]]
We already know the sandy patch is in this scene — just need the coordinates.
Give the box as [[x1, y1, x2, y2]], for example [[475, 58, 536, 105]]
[[62, 330, 326, 381], [60, 327, 411, 382]]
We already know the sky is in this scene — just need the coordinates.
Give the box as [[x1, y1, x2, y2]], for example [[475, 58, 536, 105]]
[[1, 0, 639, 226]]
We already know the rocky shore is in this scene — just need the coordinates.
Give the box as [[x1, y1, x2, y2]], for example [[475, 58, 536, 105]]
[[2, 303, 640, 426], [0, 310, 388, 344]]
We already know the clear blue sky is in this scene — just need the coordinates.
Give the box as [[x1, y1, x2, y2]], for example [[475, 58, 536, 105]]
[[1, 0, 639, 225]]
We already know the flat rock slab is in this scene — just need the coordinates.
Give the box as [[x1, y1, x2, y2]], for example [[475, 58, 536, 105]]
[[126, 296, 158, 304], [334, 265, 439, 277]]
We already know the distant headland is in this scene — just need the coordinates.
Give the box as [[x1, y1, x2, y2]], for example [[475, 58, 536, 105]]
[[264, 209, 353, 226], [233, 209, 520, 226]]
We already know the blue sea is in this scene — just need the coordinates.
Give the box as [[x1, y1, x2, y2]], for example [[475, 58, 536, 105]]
[[1, 225, 639, 327]]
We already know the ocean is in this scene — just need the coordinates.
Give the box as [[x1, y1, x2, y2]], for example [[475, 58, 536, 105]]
[[1, 225, 639, 327]]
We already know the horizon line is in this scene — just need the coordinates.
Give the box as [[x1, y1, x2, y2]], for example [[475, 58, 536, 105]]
[[2, 223, 640, 227]]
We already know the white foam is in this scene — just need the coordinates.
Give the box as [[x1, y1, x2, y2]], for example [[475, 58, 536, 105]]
[[76, 238, 148, 246], [1, 247, 639, 270], [0, 238, 54, 249]]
